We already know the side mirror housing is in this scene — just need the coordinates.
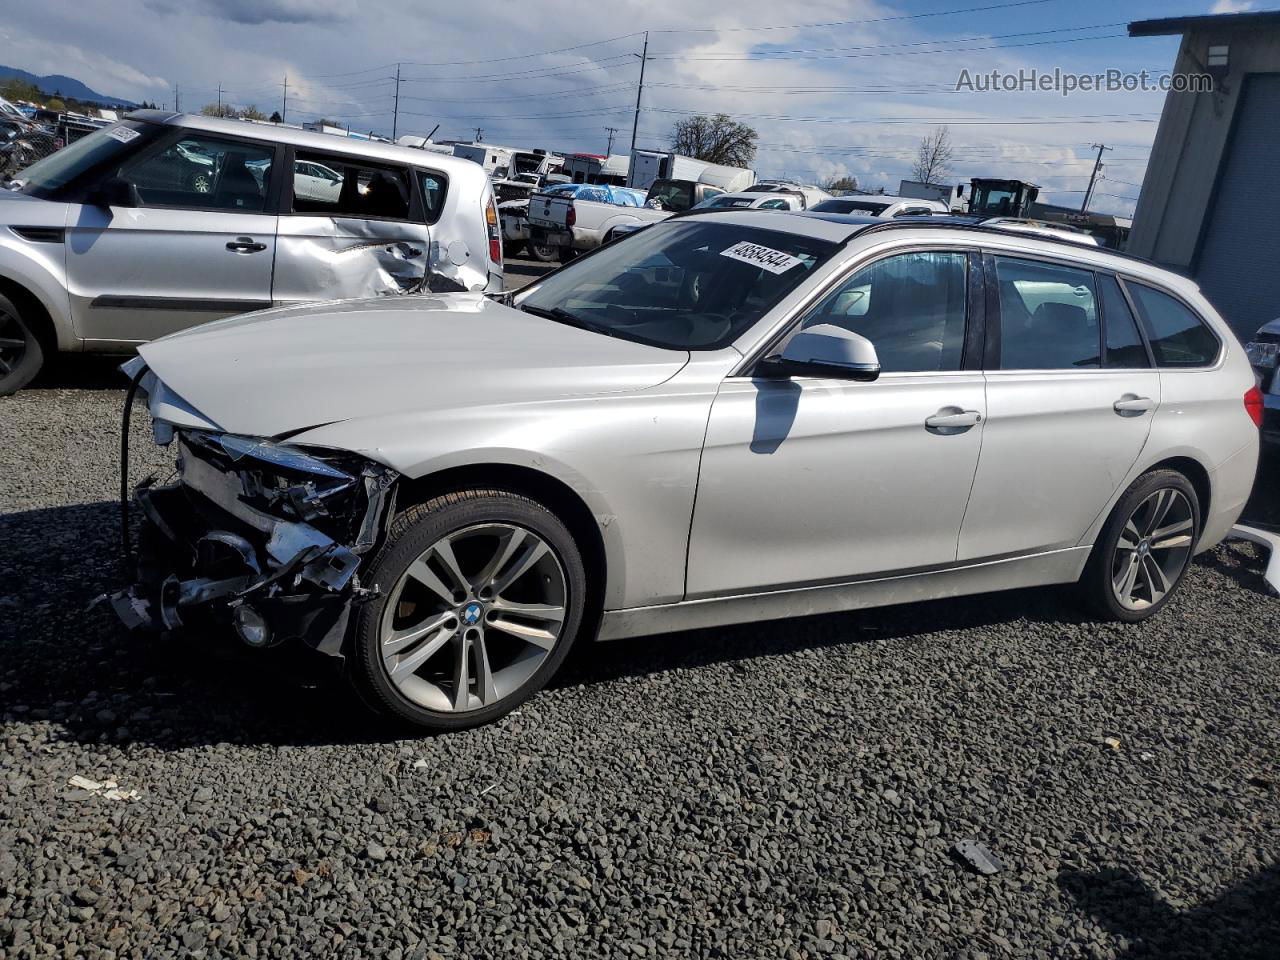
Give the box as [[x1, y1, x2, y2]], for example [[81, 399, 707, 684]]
[[88, 176, 139, 208], [758, 323, 881, 381]]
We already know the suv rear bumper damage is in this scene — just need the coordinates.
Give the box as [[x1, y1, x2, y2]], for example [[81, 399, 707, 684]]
[[107, 432, 396, 659]]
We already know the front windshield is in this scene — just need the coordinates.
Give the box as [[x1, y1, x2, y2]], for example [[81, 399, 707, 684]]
[[518, 220, 837, 350], [18, 120, 158, 197]]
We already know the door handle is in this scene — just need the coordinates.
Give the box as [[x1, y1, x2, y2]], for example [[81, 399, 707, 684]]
[[226, 237, 267, 253], [925, 408, 982, 430], [1113, 395, 1154, 415]]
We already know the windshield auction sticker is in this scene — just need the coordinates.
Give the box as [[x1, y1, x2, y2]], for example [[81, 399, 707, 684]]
[[106, 126, 141, 143], [720, 241, 803, 274]]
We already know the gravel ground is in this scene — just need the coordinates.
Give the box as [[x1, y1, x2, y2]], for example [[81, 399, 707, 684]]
[[2, 280, 1279, 958]]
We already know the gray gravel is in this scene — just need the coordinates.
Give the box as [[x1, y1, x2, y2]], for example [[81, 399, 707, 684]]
[[2, 280, 1279, 958]]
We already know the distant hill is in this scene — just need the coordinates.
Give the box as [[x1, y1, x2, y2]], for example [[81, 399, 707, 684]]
[[0, 65, 135, 106]]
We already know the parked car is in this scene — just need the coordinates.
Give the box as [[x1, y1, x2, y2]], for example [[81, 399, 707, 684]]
[[0, 110, 501, 393], [690, 190, 806, 211], [499, 183, 622, 262], [740, 180, 833, 208], [108, 212, 1260, 731], [1245, 316, 1280, 445], [810, 195, 949, 218], [526, 177, 726, 258], [524, 182, 649, 259]]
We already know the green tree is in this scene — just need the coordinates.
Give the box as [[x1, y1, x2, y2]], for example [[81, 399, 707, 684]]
[[200, 103, 237, 118], [45, 97, 66, 112], [669, 113, 758, 168], [0, 77, 41, 102], [240, 104, 267, 121]]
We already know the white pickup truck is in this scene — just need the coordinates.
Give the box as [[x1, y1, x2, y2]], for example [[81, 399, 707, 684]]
[[526, 178, 734, 258]]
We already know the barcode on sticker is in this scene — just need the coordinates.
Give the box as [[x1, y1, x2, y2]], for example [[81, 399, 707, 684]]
[[106, 126, 141, 143], [720, 240, 804, 274]]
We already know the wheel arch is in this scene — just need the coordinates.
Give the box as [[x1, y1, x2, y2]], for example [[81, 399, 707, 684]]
[[0, 273, 60, 355], [1145, 455, 1212, 533], [393, 462, 609, 635]]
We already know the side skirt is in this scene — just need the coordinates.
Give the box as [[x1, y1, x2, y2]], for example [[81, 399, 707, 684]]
[[597, 546, 1093, 641]]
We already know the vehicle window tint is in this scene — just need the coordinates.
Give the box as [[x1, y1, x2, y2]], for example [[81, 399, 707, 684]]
[[796, 251, 968, 373], [1125, 281, 1220, 367], [418, 171, 446, 223], [994, 257, 1100, 369], [121, 134, 274, 212], [760, 198, 789, 209], [1099, 274, 1149, 368], [292, 150, 411, 220]]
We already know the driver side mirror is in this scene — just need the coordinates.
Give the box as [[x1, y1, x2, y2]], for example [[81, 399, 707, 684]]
[[87, 176, 139, 209], [757, 323, 881, 381]]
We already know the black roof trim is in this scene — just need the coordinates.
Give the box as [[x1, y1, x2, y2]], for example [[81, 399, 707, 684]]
[[1129, 10, 1280, 37], [123, 108, 183, 123]]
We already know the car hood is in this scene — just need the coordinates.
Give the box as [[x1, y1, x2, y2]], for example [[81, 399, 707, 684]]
[[138, 293, 689, 439]]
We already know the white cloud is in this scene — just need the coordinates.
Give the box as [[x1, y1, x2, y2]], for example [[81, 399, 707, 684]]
[[1210, 0, 1255, 12]]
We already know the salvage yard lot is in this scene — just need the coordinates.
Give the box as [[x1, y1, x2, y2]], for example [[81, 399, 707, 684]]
[[1, 268, 1278, 959]]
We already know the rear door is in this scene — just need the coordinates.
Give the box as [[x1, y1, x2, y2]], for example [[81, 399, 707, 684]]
[[957, 253, 1160, 560], [65, 129, 279, 345], [273, 148, 432, 304]]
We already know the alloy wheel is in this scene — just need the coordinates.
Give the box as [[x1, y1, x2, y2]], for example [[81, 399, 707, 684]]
[[0, 307, 27, 378], [191, 172, 212, 193], [379, 522, 568, 713], [1110, 487, 1195, 611]]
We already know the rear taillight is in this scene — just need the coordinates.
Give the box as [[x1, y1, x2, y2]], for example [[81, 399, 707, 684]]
[[485, 197, 502, 266], [1245, 384, 1264, 428], [566, 206, 576, 228]]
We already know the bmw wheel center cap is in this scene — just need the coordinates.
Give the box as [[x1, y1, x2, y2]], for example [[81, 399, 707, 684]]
[[462, 602, 484, 626]]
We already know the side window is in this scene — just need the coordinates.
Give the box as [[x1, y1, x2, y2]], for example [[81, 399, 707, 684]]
[[120, 134, 274, 212], [994, 257, 1099, 369], [1098, 274, 1149, 368], [291, 150, 411, 221], [795, 251, 968, 373], [418, 171, 447, 223], [1125, 281, 1220, 367], [760, 198, 788, 209]]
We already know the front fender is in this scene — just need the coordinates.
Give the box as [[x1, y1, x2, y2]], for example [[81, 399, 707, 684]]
[[288, 386, 717, 611], [0, 234, 76, 351]]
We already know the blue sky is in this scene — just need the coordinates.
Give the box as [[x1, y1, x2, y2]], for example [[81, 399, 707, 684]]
[[3, 0, 1268, 214]]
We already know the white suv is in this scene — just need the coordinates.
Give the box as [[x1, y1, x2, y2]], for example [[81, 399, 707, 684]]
[[0, 111, 502, 393]]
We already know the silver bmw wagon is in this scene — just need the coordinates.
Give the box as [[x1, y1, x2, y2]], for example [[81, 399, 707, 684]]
[[111, 211, 1261, 730]]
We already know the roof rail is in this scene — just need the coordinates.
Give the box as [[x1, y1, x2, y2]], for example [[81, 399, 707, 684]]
[[850, 216, 1160, 268]]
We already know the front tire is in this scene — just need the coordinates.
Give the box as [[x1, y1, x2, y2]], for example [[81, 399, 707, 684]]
[[0, 293, 45, 396], [1079, 468, 1200, 622], [352, 488, 587, 731]]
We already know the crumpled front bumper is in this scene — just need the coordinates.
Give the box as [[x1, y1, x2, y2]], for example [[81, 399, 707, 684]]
[[107, 429, 396, 659]]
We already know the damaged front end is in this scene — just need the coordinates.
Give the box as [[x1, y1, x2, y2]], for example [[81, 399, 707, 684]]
[[107, 370, 397, 658]]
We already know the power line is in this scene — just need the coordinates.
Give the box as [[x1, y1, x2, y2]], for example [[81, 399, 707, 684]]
[[399, 54, 637, 84], [650, 0, 1057, 33], [649, 32, 1130, 62], [399, 32, 644, 67], [645, 107, 1158, 124]]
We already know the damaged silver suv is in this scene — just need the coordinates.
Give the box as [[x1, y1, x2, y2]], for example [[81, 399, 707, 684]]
[[0, 111, 502, 393]]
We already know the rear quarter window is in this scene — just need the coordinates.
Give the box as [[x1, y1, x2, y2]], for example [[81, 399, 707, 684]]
[[1124, 281, 1220, 367]]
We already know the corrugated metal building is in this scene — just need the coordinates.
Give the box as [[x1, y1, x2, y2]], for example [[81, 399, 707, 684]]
[[1128, 11, 1280, 339]]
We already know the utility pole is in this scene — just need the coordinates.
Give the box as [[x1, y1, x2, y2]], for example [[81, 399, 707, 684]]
[[216, 82, 222, 116], [604, 126, 619, 154], [391, 63, 401, 139], [474, 127, 483, 142], [173, 83, 180, 112], [1081, 143, 1111, 212], [629, 31, 649, 156], [281, 75, 288, 124]]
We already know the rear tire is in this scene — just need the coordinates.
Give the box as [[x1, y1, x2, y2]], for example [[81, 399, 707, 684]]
[[352, 488, 587, 731], [0, 292, 45, 396], [1079, 468, 1200, 622], [527, 242, 559, 263]]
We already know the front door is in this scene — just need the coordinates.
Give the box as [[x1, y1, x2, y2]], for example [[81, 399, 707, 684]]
[[958, 256, 1159, 560], [65, 130, 279, 346], [686, 249, 986, 598]]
